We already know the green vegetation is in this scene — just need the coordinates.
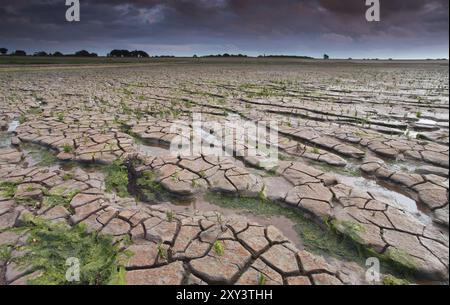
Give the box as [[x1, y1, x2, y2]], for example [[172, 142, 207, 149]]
[[205, 192, 416, 282], [386, 248, 417, 271], [135, 170, 168, 202], [166, 210, 174, 222], [258, 184, 267, 201], [330, 220, 365, 244], [25, 145, 58, 167], [0, 244, 13, 262], [62, 172, 74, 181], [18, 114, 27, 124], [310, 146, 321, 154], [12, 214, 130, 285], [319, 164, 361, 177], [42, 188, 80, 208], [56, 113, 65, 122], [157, 242, 167, 259], [27, 107, 43, 115], [105, 159, 130, 198], [205, 193, 361, 261], [213, 240, 225, 257], [122, 87, 133, 96], [62, 144, 74, 154], [353, 130, 370, 139], [257, 272, 267, 285], [0, 180, 19, 199], [246, 86, 285, 98]]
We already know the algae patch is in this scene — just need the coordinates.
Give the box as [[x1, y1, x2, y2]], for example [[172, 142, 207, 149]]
[[105, 159, 130, 198], [12, 215, 130, 285], [205, 193, 362, 262]]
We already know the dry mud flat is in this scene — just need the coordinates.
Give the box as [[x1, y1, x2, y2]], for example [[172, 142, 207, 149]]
[[0, 59, 448, 285]]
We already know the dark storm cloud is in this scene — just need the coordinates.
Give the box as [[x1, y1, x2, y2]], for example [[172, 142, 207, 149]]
[[0, 0, 448, 58]]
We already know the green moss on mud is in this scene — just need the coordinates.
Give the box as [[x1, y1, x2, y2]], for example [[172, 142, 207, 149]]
[[385, 248, 417, 272], [330, 220, 365, 244], [105, 159, 130, 198], [205, 192, 417, 281], [0, 181, 19, 199], [205, 193, 362, 262], [12, 215, 130, 285], [135, 170, 171, 202], [42, 188, 80, 207]]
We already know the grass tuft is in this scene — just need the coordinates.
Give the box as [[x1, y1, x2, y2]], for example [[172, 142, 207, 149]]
[[213, 240, 225, 257]]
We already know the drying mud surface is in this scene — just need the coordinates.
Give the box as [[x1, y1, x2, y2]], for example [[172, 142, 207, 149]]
[[0, 59, 448, 285]]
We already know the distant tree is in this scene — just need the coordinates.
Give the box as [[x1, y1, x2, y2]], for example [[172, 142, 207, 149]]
[[74, 50, 90, 57], [0, 48, 7, 55], [223, 53, 230, 57], [193, 54, 198, 58], [74, 50, 97, 57], [323, 54, 329, 60], [108, 49, 119, 57], [34, 51, 48, 56], [120, 50, 130, 57], [53, 51, 64, 57], [108, 49, 130, 57], [130, 50, 149, 58], [13, 50, 27, 56]]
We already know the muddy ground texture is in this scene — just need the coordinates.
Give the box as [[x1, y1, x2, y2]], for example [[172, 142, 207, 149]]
[[0, 60, 448, 285]]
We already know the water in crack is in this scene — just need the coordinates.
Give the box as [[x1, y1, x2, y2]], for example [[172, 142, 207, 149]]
[[337, 174, 432, 223], [0, 121, 20, 148], [329, 154, 429, 217], [7, 120, 20, 133]]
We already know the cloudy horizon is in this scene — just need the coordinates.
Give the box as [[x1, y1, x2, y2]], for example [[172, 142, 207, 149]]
[[0, 0, 448, 59]]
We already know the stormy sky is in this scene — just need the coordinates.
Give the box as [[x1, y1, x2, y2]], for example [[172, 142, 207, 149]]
[[0, 0, 448, 58]]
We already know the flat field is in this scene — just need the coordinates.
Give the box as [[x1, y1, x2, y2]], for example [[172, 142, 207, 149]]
[[0, 58, 448, 285]]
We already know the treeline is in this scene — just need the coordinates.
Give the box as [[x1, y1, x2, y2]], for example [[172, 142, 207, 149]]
[[200, 53, 248, 58], [107, 49, 149, 58], [0, 48, 149, 58], [0, 48, 98, 57], [1, 47, 320, 59], [258, 55, 314, 59]]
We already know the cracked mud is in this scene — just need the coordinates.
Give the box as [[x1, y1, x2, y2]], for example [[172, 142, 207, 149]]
[[0, 60, 448, 285]]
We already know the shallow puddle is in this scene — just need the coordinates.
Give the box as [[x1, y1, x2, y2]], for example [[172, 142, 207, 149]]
[[337, 174, 432, 224], [7, 120, 20, 132], [1, 120, 20, 148], [338, 175, 416, 210]]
